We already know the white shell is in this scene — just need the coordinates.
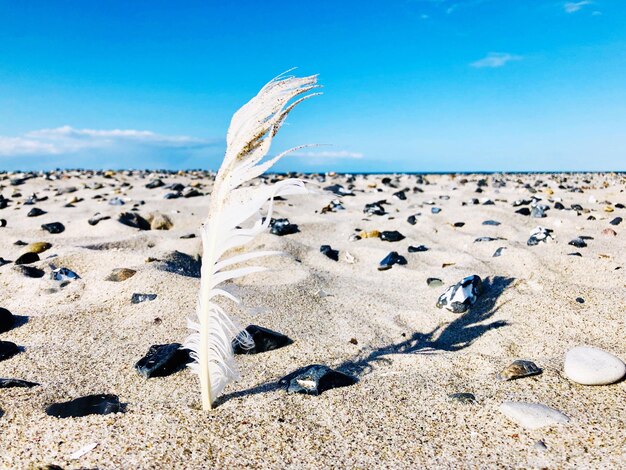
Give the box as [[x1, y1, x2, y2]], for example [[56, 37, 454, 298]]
[[564, 346, 626, 385]]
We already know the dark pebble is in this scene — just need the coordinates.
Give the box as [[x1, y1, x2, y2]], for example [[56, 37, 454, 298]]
[[474, 237, 501, 243], [427, 277, 443, 287], [14, 252, 40, 265], [45, 394, 124, 418], [118, 212, 150, 230], [554, 202, 565, 210], [0, 308, 15, 334], [431, 207, 441, 214], [14, 265, 45, 278], [0, 258, 10, 267], [282, 365, 357, 395], [436, 275, 482, 314], [131, 293, 157, 304], [0, 341, 20, 361], [407, 214, 419, 225], [233, 325, 293, 355], [493, 246, 507, 257], [453, 222, 465, 228], [568, 252, 583, 257], [380, 230, 405, 242], [610, 217, 622, 226], [378, 251, 407, 270], [568, 237, 587, 248], [14, 240, 27, 246], [482, 220, 501, 226], [0, 378, 39, 388], [27, 208, 47, 217], [269, 218, 299, 236], [88, 213, 111, 226], [576, 297, 585, 303], [41, 222, 65, 234], [408, 245, 429, 253], [180, 233, 196, 239], [515, 207, 531, 216], [135, 343, 192, 378], [146, 179, 165, 189], [393, 190, 407, 200], [320, 245, 339, 261], [448, 392, 476, 404], [0, 219, 6, 227]]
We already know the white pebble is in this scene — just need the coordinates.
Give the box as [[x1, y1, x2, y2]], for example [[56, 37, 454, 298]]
[[564, 346, 626, 385], [499, 401, 570, 429]]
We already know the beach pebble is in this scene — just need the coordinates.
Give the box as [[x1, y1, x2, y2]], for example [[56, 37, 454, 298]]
[[568, 237, 587, 248], [564, 346, 626, 385], [499, 401, 570, 429], [431, 207, 441, 214], [320, 245, 339, 261], [145, 179, 165, 189], [427, 277, 443, 287], [269, 218, 299, 236], [515, 207, 531, 216], [108, 197, 125, 206], [106, 268, 137, 282], [13, 265, 45, 278], [324, 184, 354, 196], [119, 212, 151, 230], [609, 217, 622, 226], [378, 251, 407, 271], [408, 245, 429, 253], [26, 242, 51, 254], [527, 227, 553, 246], [88, 213, 111, 226], [407, 214, 419, 225], [0, 308, 15, 334], [482, 220, 501, 226], [436, 275, 482, 314], [531, 205, 548, 218], [0, 258, 10, 267], [51, 267, 80, 282], [182, 187, 201, 198], [283, 365, 357, 395], [363, 202, 386, 216], [380, 230, 405, 242], [233, 325, 293, 355], [493, 246, 507, 257], [497, 360, 542, 381], [41, 222, 65, 234], [45, 394, 123, 418], [448, 392, 476, 404], [0, 219, 6, 227], [602, 228, 617, 237], [0, 341, 20, 362], [393, 190, 407, 200], [149, 212, 173, 230], [131, 293, 157, 304], [27, 207, 46, 217], [0, 378, 39, 388], [14, 252, 40, 265], [135, 343, 192, 378], [474, 236, 502, 243]]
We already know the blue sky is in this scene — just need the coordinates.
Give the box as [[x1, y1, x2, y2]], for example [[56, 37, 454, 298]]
[[1, 0, 625, 172]]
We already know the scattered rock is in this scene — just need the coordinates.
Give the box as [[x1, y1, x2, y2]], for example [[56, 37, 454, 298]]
[[436, 275, 482, 314], [363, 202, 386, 216], [602, 228, 617, 237], [106, 268, 136, 282], [26, 242, 52, 254], [407, 214, 419, 225], [530, 205, 548, 218], [118, 212, 150, 230], [448, 392, 476, 404], [88, 213, 110, 226], [431, 207, 441, 214], [324, 184, 354, 196], [482, 220, 501, 226], [45, 394, 124, 418], [568, 237, 587, 248], [499, 401, 570, 429], [0, 341, 20, 361], [408, 245, 428, 253], [13, 265, 45, 278], [135, 343, 191, 378], [320, 245, 339, 261], [378, 251, 407, 271], [15, 252, 40, 265], [282, 365, 357, 395], [51, 267, 80, 282], [474, 236, 502, 243], [269, 218, 299, 236], [146, 179, 165, 189], [41, 222, 65, 234], [393, 190, 407, 200], [0, 258, 10, 267], [515, 207, 531, 216], [497, 360, 542, 381], [493, 247, 507, 257], [527, 227, 553, 246], [27, 208, 46, 217], [233, 325, 293, 354], [0, 308, 15, 334], [609, 217, 622, 226], [427, 277, 443, 287], [149, 213, 173, 230], [131, 293, 157, 304], [575, 297, 585, 303], [564, 346, 626, 385], [380, 230, 405, 242], [0, 378, 39, 388]]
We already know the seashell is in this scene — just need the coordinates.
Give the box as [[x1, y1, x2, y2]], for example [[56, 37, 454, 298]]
[[497, 360, 542, 381]]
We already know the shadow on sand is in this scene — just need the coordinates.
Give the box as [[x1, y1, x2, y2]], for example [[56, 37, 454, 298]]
[[216, 276, 514, 406]]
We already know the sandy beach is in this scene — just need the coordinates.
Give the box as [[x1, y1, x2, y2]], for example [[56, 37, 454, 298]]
[[0, 170, 624, 468]]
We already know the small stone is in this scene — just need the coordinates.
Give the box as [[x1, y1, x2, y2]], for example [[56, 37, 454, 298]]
[[26, 242, 52, 254], [499, 401, 570, 429], [0, 378, 39, 388], [149, 213, 173, 230], [180, 233, 196, 239], [448, 392, 476, 404], [431, 207, 441, 214], [453, 222, 465, 228], [378, 251, 407, 271], [554, 201, 565, 210], [282, 365, 357, 395], [45, 394, 123, 418], [436, 275, 482, 314], [380, 230, 405, 242], [408, 245, 428, 253], [568, 237, 587, 248], [183, 187, 202, 198], [393, 190, 407, 200], [515, 207, 531, 216], [106, 268, 137, 282], [118, 212, 150, 230], [407, 214, 419, 225], [564, 346, 626, 385], [0, 341, 20, 361], [41, 222, 65, 234], [363, 202, 386, 216], [88, 213, 110, 226], [497, 360, 542, 381], [108, 197, 125, 206], [427, 277, 443, 287], [135, 343, 192, 378], [527, 227, 553, 246], [324, 184, 354, 196], [609, 217, 622, 226], [568, 252, 582, 257], [0, 219, 5, 227], [575, 297, 584, 303], [493, 247, 507, 257], [320, 245, 339, 261], [474, 236, 501, 243], [233, 325, 293, 354], [27, 207, 46, 217], [0, 257, 10, 267], [531, 205, 549, 218], [534, 440, 548, 451], [349, 338, 358, 345], [360, 230, 380, 239], [13, 265, 45, 278], [131, 293, 157, 304], [602, 228, 617, 237], [604, 206, 614, 212], [146, 179, 165, 189], [269, 218, 299, 236], [0, 308, 15, 334], [482, 220, 501, 226], [15, 252, 40, 265], [51, 267, 80, 282]]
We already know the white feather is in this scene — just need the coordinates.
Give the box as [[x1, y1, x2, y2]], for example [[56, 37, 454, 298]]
[[183, 72, 319, 409]]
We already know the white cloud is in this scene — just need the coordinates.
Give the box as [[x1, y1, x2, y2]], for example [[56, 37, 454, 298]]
[[0, 126, 213, 157], [290, 150, 364, 160], [563, 1, 593, 13], [470, 52, 522, 68]]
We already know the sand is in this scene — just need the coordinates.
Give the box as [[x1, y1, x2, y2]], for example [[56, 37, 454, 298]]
[[0, 170, 624, 468]]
